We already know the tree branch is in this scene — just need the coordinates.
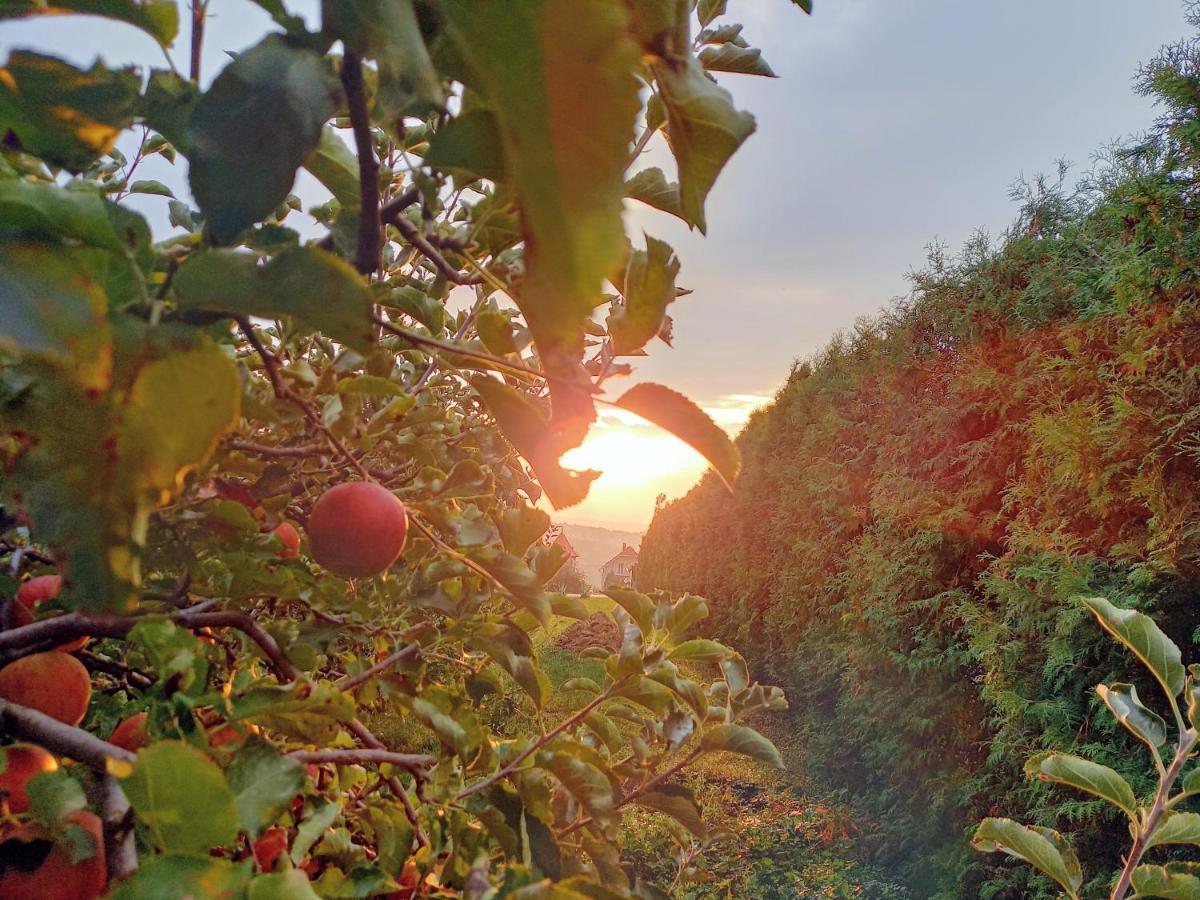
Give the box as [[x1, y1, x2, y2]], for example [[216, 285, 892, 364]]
[[455, 682, 621, 801], [382, 211, 483, 285], [0, 698, 136, 770], [287, 748, 434, 774], [341, 52, 381, 275], [0, 608, 301, 683], [336, 642, 421, 691]]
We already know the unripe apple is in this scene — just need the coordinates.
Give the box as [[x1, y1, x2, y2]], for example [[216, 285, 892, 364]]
[[0, 809, 106, 899], [0, 744, 57, 814], [0, 652, 91, 726], [108, 712, 149, 752], [272, 522, 301, 559], [307, 482, 408, 578], [13, 575, 87, 653]]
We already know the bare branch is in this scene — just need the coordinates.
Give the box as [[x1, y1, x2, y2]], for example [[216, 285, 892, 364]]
[[383, 213, 484, 285], [287, 748, 435, 774], [336, 642, 421, 691], [0, 697, 136, 770]]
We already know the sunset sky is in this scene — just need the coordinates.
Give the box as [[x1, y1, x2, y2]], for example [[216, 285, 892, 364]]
[[2, 0, 1188, 531]]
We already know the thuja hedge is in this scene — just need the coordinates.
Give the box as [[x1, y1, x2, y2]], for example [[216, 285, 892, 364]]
[[636, 19, 1200, 898]]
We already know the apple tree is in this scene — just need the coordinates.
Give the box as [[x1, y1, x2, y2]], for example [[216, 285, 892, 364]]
[[0, 0, 802, 895]]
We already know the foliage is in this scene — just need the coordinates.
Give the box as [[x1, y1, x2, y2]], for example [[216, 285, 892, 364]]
[[546, 560, 590, 597], [636, 12, 1200, 897], [975, 598, 1200, 900], [0, 0, 809, 895]]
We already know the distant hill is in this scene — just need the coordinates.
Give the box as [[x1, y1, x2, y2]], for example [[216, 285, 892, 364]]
[[557, 523, 642, 588]]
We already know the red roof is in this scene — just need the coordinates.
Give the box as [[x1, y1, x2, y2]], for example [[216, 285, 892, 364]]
[[600, 543, 638, 569]]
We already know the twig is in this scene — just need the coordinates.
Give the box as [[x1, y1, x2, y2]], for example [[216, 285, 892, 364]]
[[383, 214, 484, 285], [341, 52, 382, 275], [347, 718, 429, 847], [336, 642, 421, 691], [287, 748, 434, 774], [76, 650, 155, 691], [225, 440, 327, 459], [189, 0, 205, 83], [455, 683, 620, 801], [0, 698, 137, 770], [373, 315, 543, 381]]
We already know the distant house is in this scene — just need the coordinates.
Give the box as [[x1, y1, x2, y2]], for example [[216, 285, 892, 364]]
[[542, 525, 579, 561], [599, 543, 638, 587]]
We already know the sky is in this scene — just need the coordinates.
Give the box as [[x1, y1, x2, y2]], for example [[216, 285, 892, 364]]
[[1, 1, 1191, 530]]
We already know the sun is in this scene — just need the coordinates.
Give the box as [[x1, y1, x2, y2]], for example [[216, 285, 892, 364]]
[[560, 422, 708, 488]]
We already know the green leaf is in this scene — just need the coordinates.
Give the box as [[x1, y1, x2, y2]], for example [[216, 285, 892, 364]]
[[0, 241, 111, 389], [139, 69, 197, 151], [700, 724, 783, 768], [613, 383, 740, 489], [1131, 863, 1200, 898], [498, 504, 551, 556], [336, 374, 404, 396], [972, 818, 1081, 899], [304, 126, 361, 210], [0, 51, 139, 172], [535, 751, 615, 824], [1024, 752, 1137, 820], [1096, 682, 1167, 751], [425, 109, 507, 183], [607, 235, 680, 355], [697, 0, 726, 26], [471, 376, 599, 509], [1082, 597, 1185, 699], [322, 0, 444, 118], [107, 854, 251, 900], [25, 769, 86, 826], [650, 53, 754, 233], [635, 783, 705, 836], [698, 43, 776, 77], [188, 35, 339, 242], [232, 682, 357, 745], [174, 246, 375, 353], [442, 0, 641, 453], [121, 741, 239, 853], [476, 308, 520, 356], [290, 800, 340, 864], [605, 587, 656, 635], [116, 336, 240, 498], [248, 869, 322, 900], [668, 639, 729, 662], [0, 0, 179, 45], [789, 0, 813, 12], [624, 167, 686, 224], [0, 179, 138, 251], [226, 739, 306, 838], [129, 178, 174, 197], [1147, 812, 1200, 849]]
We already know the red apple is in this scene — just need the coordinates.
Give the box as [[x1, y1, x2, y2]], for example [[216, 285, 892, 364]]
[[307, 482, 408, 578], [0, 744, 57, 814], [272, 522, 300, 559], [14, 576, 86, 653]]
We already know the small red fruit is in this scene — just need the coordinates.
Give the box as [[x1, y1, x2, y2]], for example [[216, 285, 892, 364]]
[[13, 576, 86, 653], [0, 652, 91, 726], [0, 809, 106, 899], [307, 482, 408, 578], [253, 826, 289, 872], [272, 522, 300, 559], [0, 744, 57, 814], [108, 712, 149, 752]]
